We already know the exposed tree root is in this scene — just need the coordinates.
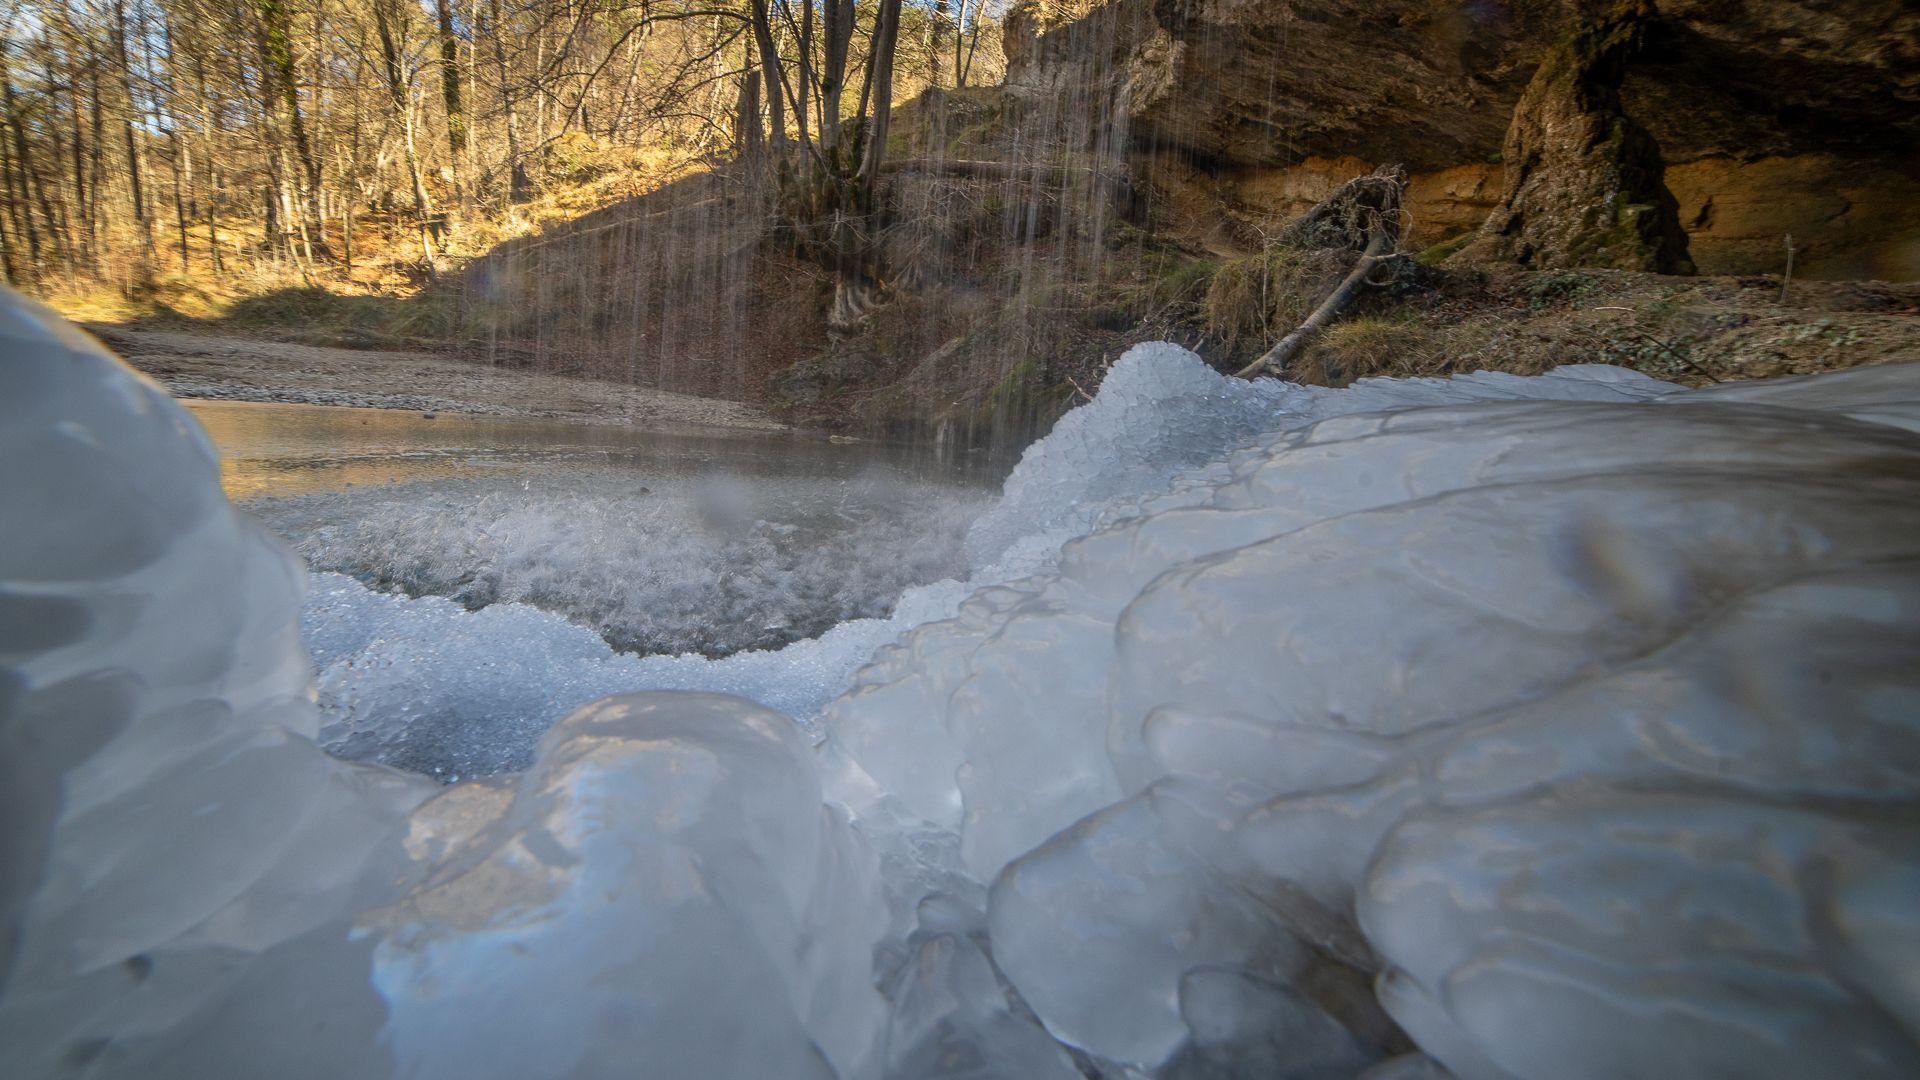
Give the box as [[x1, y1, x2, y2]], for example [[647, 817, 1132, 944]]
[[1280, 165, 1408, 253], [829, 272, 887, 333]]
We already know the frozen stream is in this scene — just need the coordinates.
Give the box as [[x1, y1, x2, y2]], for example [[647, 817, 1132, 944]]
[[6, 292, 1919, 1080], [187, 401, 996, 776]]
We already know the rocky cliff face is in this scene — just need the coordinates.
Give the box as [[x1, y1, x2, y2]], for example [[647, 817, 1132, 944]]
[[1006, 0, 1920, 279], [1462, 0, 1697, 274]]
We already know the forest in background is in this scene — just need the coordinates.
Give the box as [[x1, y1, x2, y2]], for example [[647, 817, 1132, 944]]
[[8, 0, 1913, 450], [0, 0, 1008, 306]]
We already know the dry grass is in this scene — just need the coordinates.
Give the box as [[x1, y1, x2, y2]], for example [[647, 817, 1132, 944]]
[[1203, 245, 1349, 355], [1154, 254, 1916, 393], [1326, 269, 1920, 388], [1292, 315, 1445, 385]]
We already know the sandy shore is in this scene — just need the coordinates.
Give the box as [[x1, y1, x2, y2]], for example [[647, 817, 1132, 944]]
[[89, 325, 786, 432]]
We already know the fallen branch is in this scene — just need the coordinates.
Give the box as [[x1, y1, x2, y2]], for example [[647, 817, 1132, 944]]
[[1235, 164, 1408, 380], [1620, 328, 1720, 383], [1588, 306, 1721, 383], [1235, 226, 1393, 379]]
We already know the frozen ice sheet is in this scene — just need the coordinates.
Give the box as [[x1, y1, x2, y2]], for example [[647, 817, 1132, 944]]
[[6, 290, 1917, 1080]]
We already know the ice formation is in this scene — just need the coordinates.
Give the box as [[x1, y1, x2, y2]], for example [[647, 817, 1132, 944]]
[[4, 286, 1919, 1080], [0, 293, 886, 1080], [303, 569, 974, 777], [367, 693, 889, 1080], [253, 463, 987, 657], [833, 351, 1920, 1075], [0, 293, 435, 1077]]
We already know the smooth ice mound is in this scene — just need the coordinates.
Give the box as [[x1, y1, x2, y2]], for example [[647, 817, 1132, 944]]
[[832, 361, 1920, 1075], [0, 293, 886, 1080], [4, 289, 1919, 1080]]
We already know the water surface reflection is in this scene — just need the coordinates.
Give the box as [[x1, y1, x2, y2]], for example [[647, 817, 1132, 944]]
[[186, 400, 1000, 501]]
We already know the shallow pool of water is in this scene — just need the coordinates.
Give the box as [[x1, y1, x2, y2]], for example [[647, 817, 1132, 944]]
[[188, 400, 999, 656], [186, 399, 998, 500]]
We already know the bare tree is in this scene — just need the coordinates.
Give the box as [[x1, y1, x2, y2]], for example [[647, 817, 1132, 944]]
[[372, 0, 437, 270], [435, 0, 465, 209], [0, 0, 999, 306], [743, 0, 906, 328]]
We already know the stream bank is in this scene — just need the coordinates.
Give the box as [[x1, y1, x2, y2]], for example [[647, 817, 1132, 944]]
[[89, 324, 785, 432]]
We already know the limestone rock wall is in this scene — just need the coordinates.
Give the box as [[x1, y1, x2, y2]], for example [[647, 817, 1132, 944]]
[[1666, 154, 1920, 281], [1005, 0, 1920, 279]]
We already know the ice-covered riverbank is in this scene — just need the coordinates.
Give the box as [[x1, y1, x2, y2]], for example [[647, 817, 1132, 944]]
[[5, 288, 1918, 1079]]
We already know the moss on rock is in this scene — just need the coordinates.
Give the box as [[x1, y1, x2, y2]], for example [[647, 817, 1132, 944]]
[[1458, 0, 1694, 275]]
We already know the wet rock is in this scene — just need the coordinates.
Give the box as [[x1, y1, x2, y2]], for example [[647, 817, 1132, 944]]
[[767, 350, 882, 407]]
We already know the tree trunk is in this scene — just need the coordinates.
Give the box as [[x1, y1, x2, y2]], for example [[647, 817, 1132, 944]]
[[170, 130, 190, 272], [253, 0, 329, 258], [0, 179, 14, 284], [533, 28, 549, 150], [87, 60, 107, 255], [401, 108, 435, 268], [490, 0, 528, 202], [0, 121, 34, 276], [822, 0, 857, 163], [196, 58, 221, 275], [861, 0, 903, 191], [262, 181, 277, 258], [207, 160, 221, 275], [109, 0, 153, 256], [962, 0, 988, 88], [747, 0, 787, 155], [1, 42, 47, 274], [374, 0, 437, 272], [436, 0, 466, 211], [32, 32, 76, 275], [735, 68, 762, 157], [67, 50, 93, 271]]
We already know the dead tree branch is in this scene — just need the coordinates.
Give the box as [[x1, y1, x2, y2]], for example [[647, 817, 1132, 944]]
[[1235, 226, 1393, 378], [1237, 165, 1408, 379]]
